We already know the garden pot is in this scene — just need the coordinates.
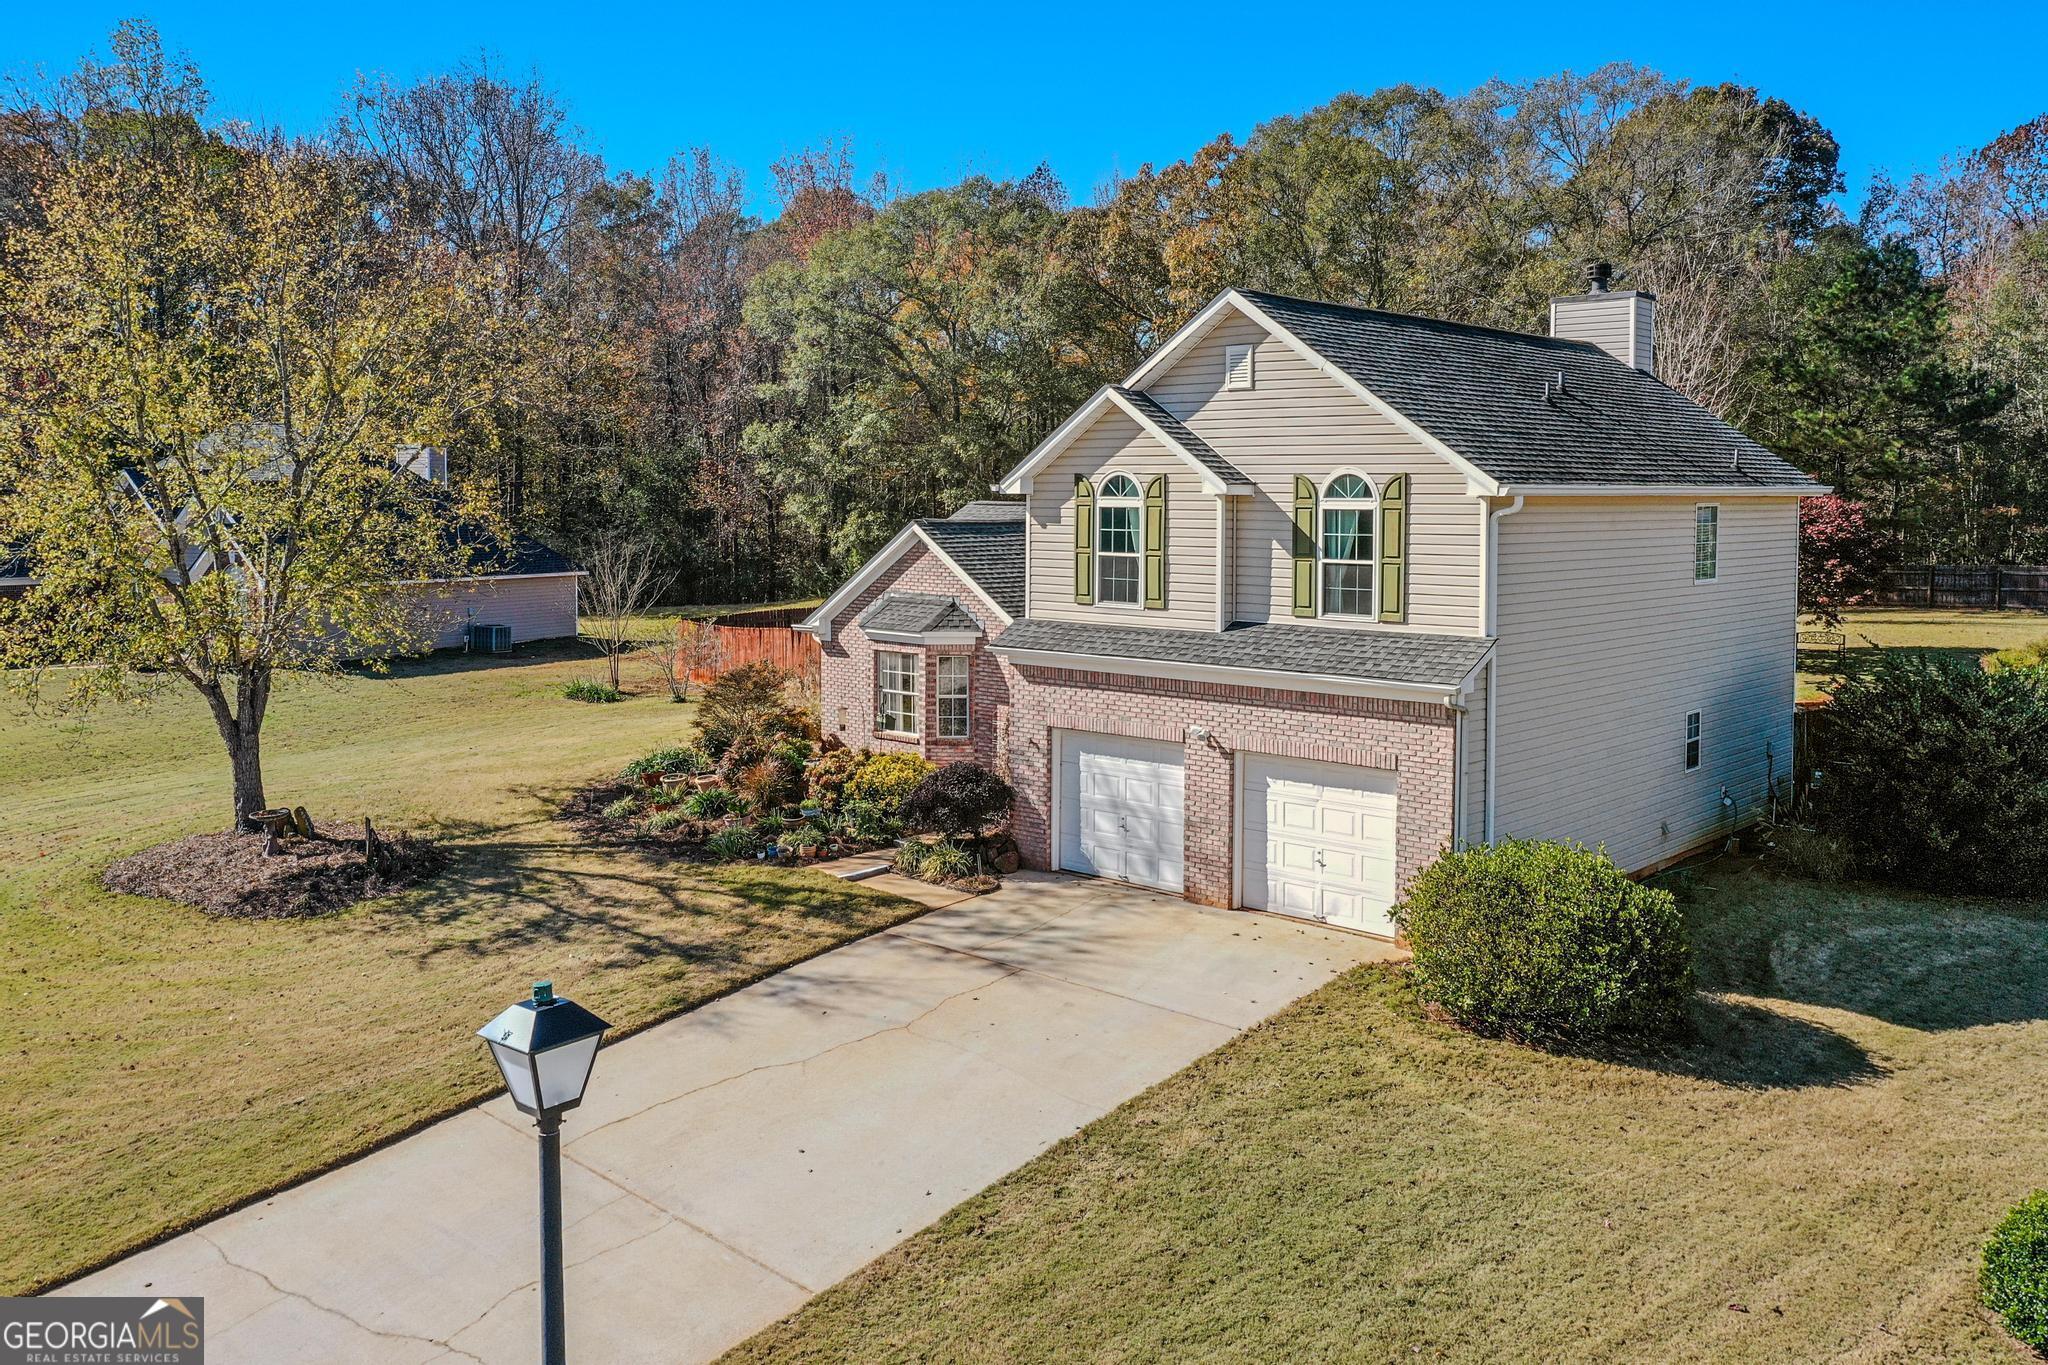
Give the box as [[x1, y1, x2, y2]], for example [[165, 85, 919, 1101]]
[[691, 774, 720, 792], [639, 771, 662, 788], [798, 845, 820, 860]]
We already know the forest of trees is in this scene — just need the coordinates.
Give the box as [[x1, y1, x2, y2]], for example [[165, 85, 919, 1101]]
[[6, 22, 2048, 603]]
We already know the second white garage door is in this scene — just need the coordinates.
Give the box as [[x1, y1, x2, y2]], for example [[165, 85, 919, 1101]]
[[1056, 731, 1185, 893], [1242, 754, 1399, 937]]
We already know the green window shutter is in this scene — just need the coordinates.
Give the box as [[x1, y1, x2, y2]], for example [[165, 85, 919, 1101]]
[[1378, 473, 1408, 624], [1291, 475, 1317, 617], [1073, 476, 1094, 605], [1143, 476, 1167, 609]]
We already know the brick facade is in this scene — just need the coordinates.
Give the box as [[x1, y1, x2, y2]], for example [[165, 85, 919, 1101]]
[[819, 547, 1458, 916]]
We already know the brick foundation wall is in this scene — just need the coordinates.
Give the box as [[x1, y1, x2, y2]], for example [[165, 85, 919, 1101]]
[[1004, 667, 1457, 908]]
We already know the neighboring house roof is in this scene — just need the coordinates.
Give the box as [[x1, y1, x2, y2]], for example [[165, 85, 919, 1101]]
[[1111, 387, 1252, 490], [415, 485, 581, 579], [996, 384, 1255, 496], [913, 517, 1026, 618], [859, 592, 985, 636], [1225, 289, 1820, 491], [992, 618, 1494, 699]]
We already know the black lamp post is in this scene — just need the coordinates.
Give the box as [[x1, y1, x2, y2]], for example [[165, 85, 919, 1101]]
[[478, 981, 610, 1365]]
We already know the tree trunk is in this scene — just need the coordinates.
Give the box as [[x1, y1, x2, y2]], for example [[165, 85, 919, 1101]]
[[225, 723, 267, 830]]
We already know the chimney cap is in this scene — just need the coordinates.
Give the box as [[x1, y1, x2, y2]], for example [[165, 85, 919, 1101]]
[[1585, 261, 1614, 294]]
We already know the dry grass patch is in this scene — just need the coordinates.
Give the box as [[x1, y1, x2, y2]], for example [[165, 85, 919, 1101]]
[[729, 863, 2048, 1364], [3, 645, 921, 1294], [1800, 606, 2048, 700]]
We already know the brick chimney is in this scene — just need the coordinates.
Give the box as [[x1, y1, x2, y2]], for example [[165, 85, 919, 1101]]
[[1549, 262, 1656, 375]]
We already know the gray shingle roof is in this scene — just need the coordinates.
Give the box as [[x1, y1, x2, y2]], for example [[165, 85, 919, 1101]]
[[859, 592, 985, 635], [1237, 290, 1821, 489], [945, 499, 1027, 522], [917, 518, 1024, 617], [1113, 387, 1253, 487], [992, 618, 1493, 690]]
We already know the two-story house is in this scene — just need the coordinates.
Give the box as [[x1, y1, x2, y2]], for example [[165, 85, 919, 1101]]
[[798, 267, 1824, 938]]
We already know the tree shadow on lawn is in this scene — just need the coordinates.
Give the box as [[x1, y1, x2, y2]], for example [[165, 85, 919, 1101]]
[[358, 800, 905, 976], [1612, 993, 1889, 1090]]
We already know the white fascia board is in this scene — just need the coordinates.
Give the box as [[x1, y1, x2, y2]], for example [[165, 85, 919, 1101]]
[[797, 522, 1014, 643], [995, 386, 1241, 495], [990, 643, 1471, 706], [1222, 292, 1504, 497], [1120, 290, 1503, 498], [1499, 483, 1830, 498], [390, 571, 589, 585], [865, 628, 983, 645]]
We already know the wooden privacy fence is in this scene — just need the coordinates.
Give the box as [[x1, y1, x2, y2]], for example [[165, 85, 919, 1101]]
[[1875, 565, 2048, 610], [684, 621, 820, 687]]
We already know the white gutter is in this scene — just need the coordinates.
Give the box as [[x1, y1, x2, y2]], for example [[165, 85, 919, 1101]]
[[1482, 496, 1525, 846], [1496, 483, 1830, 498], [992, 643, 1474, 707]]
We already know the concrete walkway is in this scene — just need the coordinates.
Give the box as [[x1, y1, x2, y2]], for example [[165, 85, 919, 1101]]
[[60, 872, 1398, 1363]]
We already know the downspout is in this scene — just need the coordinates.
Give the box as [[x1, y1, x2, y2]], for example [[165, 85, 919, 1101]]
[[1482, 495, 1525, 845], [1215, 493, 1231, 630]]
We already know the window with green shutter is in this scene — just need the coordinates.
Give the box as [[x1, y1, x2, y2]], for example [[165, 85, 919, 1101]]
[[1143, 475, 1166, 609], [1291, 476, 1316, 617], [1377, 473, 1408, 623]]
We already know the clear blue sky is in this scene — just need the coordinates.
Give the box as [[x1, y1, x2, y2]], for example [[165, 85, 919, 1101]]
[[7, 1, 2046, 216]]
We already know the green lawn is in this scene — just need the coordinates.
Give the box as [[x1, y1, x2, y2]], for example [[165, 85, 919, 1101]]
[[729, 862, 2048, 1363], [1799, 606, 2047, 700], [1, 645, 917, 1294]]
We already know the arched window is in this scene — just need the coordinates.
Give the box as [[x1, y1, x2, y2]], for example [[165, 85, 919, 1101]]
[[1096, 472, 1143, 605], [1320, 472, 1376, 618]]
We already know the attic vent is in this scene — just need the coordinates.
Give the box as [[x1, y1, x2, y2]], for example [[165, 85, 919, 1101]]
[[1224, 342, 1256, 391]]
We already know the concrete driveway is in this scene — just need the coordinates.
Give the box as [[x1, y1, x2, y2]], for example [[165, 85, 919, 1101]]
[[59, 871, 1398, 1363]]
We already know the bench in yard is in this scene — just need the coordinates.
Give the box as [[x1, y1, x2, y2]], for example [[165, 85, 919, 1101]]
[[1797, 629, 1847, 662]]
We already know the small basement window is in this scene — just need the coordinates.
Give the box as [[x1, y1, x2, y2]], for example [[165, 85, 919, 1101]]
[[1685, 711, 1702, 770], [1694, 504, 1719, 581], [1224, 342, 1256, 391], [936, 654, 970, 739], [877, 650, 919, 736]]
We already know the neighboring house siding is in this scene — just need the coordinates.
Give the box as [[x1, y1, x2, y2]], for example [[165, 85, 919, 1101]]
[[1026, 410, 1218, 630], [818, 542, 1014, 773], [1489, 496, 1798, 872], [1143, 314, 1486, 634], [409, 575, 581, 648]]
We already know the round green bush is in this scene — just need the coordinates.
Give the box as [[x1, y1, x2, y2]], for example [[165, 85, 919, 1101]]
[[1984, 1191, 2048, 1350], [1392, 838, 1693, 1047], [682, 788, 737, 820]]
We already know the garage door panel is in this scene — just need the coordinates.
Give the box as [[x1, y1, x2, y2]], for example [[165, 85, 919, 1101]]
[[1243, 755, 1398, 938], [1058, 732, 1185, 894]]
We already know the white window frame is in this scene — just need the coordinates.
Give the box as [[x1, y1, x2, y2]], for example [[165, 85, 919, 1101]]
[[936, 653, 971, 740], [1693, 504, 1720, 583], [1095, 471, 1144, 609], [1224, 342, 1256, 390], [1685, 710, 1702, 771], [1318, 469, 1379, 621], [876, 650, 920, 737]]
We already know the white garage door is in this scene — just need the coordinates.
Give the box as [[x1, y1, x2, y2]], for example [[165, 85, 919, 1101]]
[[1242, 754, 1398, 937], [1057, 731, 1185, 893]]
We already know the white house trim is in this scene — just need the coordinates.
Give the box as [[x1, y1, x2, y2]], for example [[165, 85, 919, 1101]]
[[1120, 290, 1506, 497], [796, 522, 1015, 644], [991, 642, 1487, 707], [1496, 484, 1830, 499], [864, 628, 983, 646], [994, 386, 1254, 497]]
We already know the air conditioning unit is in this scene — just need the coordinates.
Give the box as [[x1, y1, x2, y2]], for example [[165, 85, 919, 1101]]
[[470, 623, 513, 655]]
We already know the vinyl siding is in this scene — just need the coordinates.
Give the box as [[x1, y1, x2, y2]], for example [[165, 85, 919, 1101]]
[[1458, 660, 1488, 848], [1550, 294, 1654, 373], [409, 575, 582, 648], [1026, 409, 1218, 630], [1489, 497, 1798, 872], [1142, 314, 1485, 634]]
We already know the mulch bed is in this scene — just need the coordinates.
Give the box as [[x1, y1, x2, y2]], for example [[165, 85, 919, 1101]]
[[556, 781, 721, 858], [103, 821, 443, 919]]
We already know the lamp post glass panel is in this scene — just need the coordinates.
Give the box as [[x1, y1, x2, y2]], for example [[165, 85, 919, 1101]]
[[479, 982, 609, 1365]]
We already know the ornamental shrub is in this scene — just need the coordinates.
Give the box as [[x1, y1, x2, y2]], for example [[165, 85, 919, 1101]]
[[1983, 1191, 2048, 1350], [1392, 838, 1692, 1047], [561, 678, 623, 703], [644, 808, 689, 834], [682, 787, 738, 820], [600, 795, 639, 821], [620, 744, 708, 781], [736, 756, 804, 813], [901, 763, 1013, 840], [846, 753, 937, 813], [806, 746, 872, 813], [1810, 651, 2048, 890], [1988, 638, 2048, 673], [704, 826, 757, 861], [696, 662, 805, 758]]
